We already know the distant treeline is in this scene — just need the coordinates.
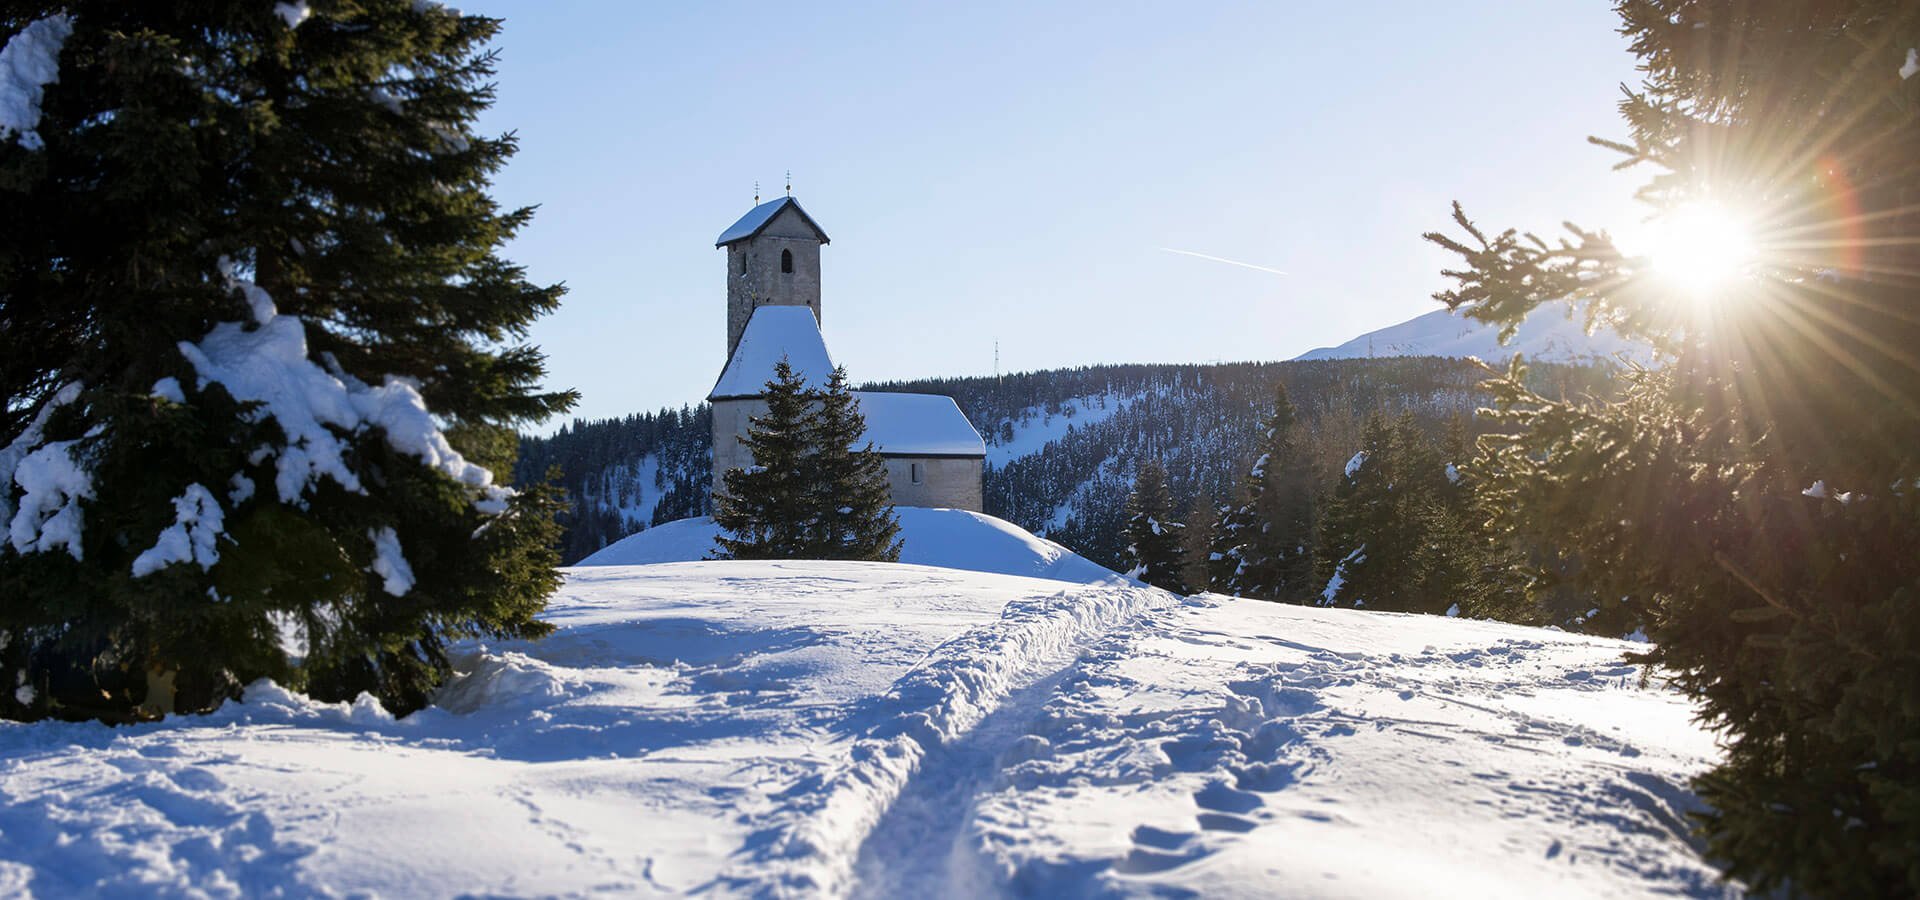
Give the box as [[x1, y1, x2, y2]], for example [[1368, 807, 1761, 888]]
[[514, 405, 713, 563], [518, 358, 1613, 567], [869, 359, 1614, 570]]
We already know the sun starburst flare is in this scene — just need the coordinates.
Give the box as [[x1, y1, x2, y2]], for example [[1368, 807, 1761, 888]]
[[1641, 202, 1760, 302]]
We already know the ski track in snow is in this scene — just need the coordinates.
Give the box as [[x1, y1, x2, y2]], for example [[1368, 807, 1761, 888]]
[[731, 580, 1170, 896], [849, 640, 1086, 898], [0, 554, 1737, 898]]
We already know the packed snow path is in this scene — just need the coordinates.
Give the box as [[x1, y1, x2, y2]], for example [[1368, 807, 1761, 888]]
[[0, 562, 1736, 897], [881, 595, 1738, 898]]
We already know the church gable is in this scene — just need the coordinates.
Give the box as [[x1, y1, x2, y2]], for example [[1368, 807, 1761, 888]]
[[709, 306, 833, 401], [715, 196, 830, 247]]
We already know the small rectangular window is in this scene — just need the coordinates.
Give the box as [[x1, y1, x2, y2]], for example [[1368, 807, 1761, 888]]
[[910, 462, 923, 484]]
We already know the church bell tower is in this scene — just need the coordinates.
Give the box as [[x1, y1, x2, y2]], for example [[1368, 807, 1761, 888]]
[[715, 195, 831, 357]]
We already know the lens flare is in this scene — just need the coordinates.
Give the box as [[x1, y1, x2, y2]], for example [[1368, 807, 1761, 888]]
[[1645, 203, 1758, 301]]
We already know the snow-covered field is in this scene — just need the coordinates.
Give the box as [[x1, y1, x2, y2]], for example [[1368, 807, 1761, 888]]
[[0, 518, 1736, 898]]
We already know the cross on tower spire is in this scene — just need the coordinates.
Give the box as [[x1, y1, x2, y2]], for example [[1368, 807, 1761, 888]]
[[785, 170, 792, 196]]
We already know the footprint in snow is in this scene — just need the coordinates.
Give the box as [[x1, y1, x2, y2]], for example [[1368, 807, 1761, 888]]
[[1193, 780, 1263, 815], [1114, 825, 1208, 875]]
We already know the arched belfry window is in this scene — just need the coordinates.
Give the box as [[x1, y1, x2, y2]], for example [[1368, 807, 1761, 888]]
[[780, 248, 794, 274]]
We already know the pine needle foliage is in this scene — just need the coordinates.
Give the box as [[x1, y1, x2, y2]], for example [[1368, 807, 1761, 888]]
[[1124, 460, 1186, 592], [1220, 383, 1317, 602], [714, 360, 817, 560], [1179, 495, 1230, 594], [0, 3, 573, 722], [714, 363, 900, 562], [1426, 1, 1920, 892], [805, 368, 901, 562]]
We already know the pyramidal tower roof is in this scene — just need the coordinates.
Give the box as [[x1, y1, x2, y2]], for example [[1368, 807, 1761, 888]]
[[715, 196, 831, 247]]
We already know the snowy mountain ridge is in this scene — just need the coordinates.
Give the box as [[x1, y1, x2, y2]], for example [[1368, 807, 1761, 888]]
[[1296, 301, 1657, 366]]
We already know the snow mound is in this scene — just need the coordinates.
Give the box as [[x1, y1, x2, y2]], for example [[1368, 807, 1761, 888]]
[[577, 507, 1120, 584], [1297, 301, 1656, 366]]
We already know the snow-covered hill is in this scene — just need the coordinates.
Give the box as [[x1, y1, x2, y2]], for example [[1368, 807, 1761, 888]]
[[0, 546, 1734, 896], [1296, 301, 1656, 365], [579, 507, 1120, 585]]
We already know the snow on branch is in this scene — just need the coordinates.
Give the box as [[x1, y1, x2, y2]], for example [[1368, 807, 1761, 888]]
[[273, 2, 312, 28], [178, 270, 511, 514], [368, 527, 415, 596], [0, 14, 74, 151], [131, 484, 225, 577], [1, 382, 89, 560]]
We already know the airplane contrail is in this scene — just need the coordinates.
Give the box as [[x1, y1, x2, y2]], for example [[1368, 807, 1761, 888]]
[[1157, 247, 1289, 276]]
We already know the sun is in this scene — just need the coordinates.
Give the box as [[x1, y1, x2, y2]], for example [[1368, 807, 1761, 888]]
[[1643, 203, 1759, 301]]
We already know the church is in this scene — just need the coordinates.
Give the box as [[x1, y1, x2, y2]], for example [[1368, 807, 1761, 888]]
[[707, 195, 986, 511]]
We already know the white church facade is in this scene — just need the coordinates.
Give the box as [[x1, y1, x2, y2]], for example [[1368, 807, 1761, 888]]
[[707, 196, 986, 511]]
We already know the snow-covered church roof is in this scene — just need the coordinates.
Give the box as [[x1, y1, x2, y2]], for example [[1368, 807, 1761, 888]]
[[851, 392, 986, 458], [708, 306, 983, 458], [709, 306, 834, 400], [715, 196, 831, 247]]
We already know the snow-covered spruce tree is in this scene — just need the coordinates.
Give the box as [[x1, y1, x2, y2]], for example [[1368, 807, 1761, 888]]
[[1317, 413, 1462, 613], [1123, 460, 1186, 592], [1220, 383, 1316, 602], [0, 3, 572, 722], [1425, 1, 1920, 892], [1315, 414, 1392, 609], [804, 368, 900, 561], [714, 360, 815, 560]]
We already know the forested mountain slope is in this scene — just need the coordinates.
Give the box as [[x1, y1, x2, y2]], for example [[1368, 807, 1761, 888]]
[[518, 359, 1613, 567]]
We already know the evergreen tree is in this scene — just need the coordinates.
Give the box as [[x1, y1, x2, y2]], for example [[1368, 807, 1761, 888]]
[[1426, 1, 1920, 891], [1317, 413, 1462, 613], [0, 4, 572, 722], [1179, 494, 1228, 593], [806, 368, 901, 561], [1220, 383, 1316, 601], [1316, 414, 1396, 609], [713, 360, 815, 560], [1124, 460, 1186, 592]]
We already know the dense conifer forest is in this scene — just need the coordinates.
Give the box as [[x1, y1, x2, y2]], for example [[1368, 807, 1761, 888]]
[[518, 357, 1614, 571]]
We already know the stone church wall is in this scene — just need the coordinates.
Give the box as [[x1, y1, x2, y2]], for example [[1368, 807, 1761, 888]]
[[712, 399, 983, 511], [881, 457, 984, 510]]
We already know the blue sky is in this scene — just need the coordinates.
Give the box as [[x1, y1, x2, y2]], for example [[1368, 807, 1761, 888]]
[[468, 2, 1648, 430]]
